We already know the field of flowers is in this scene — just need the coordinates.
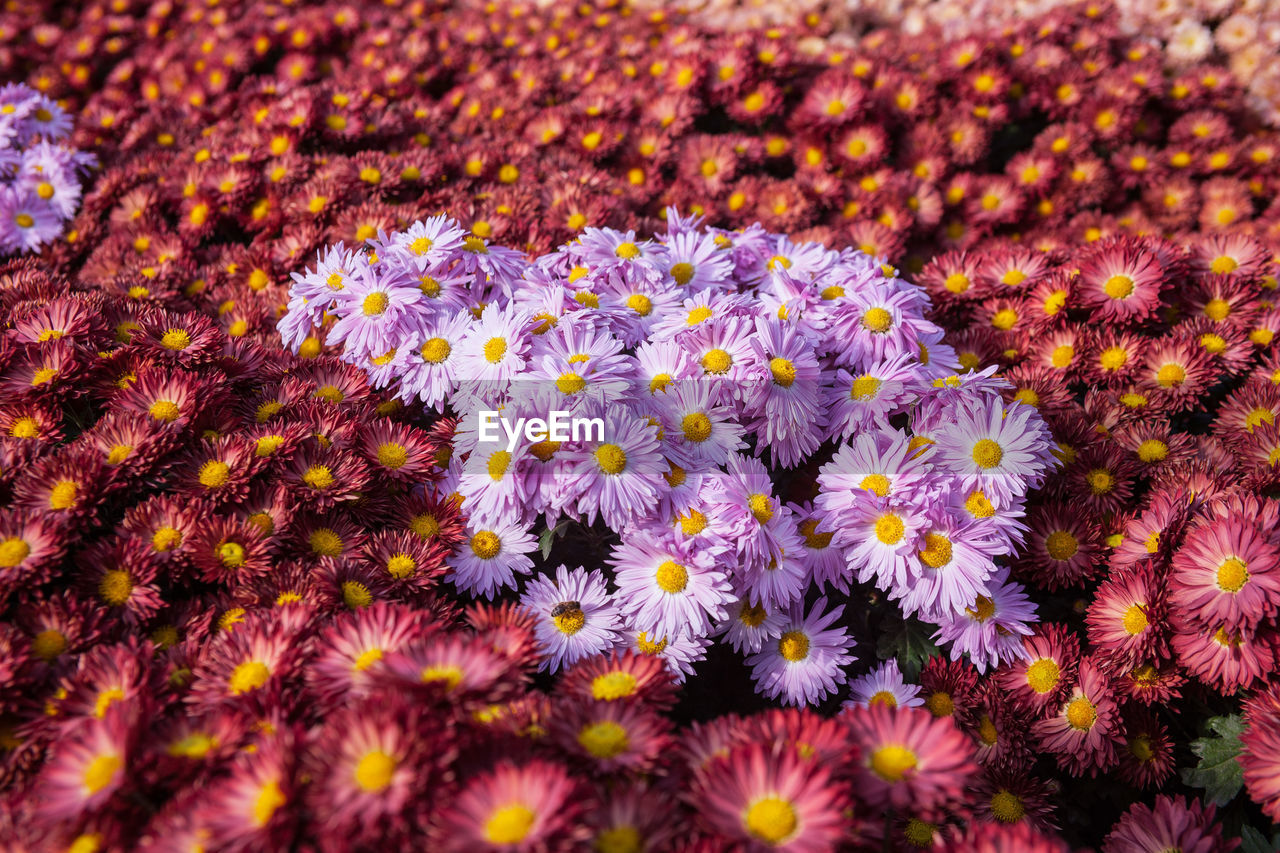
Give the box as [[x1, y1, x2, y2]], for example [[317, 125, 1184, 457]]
[[2, 0, 1280, 850]]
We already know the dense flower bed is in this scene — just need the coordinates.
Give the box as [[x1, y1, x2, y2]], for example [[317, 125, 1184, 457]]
[[1, 0, 1279, 850]]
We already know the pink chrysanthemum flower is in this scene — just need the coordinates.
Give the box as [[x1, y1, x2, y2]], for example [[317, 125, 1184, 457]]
[[692, 741, 850, 852], [1242, 686, 1280, 822], [35, 705, 133, 823], [845, 704, 978, 815], [933, 395, 1056, 504], [448, 518, 536, 600], [1170, 514, 1280, 631], [430, 760, 588, 852]]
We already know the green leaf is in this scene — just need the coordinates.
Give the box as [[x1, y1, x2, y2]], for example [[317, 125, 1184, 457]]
[[1181, 714, 1246, 806], [1239, 825, 1280, 853], [875, 616, 939, 681], [537, 516, 569, 561]]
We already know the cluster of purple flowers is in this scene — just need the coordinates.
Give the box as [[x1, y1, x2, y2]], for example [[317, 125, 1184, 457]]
[[281, 211, 1058, 705], [0, 83, 93, 255]]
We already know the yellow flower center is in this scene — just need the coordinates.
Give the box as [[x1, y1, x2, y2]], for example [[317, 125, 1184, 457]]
[[410, 337, 450, 367], [342, 581, 373, 608], [32, 629, 67, 661], [862, 307, 892, 332], [1045, 530, 1078, 560], [198, 460, 230, 489], [253, 781, 286, 827], [553, 606, 586, 635], [769, 357, 796, 387], [655, 560, 689, 593], [925, 691, 954, 717], [302, 465, 334, 490], [228, 660, 270, 694], [778, 630, 810, 662], [376, 442, 408, 469], [219, 542, 246, 568], [971, 439, 1003, 469], [484, 805, 536, 845], [362, 292, 389, 317], [1156, 363, 1186, 387], [482, 337, 507, 364], [1123, 604, 1148, 636], [578, 720, 629, 759], [990, 791, 1025, 823], [701, 348, 732, 375], [1217, 557, 1249, 593], [0, 537, 31, 568], [1086, 468, 1114, 495], [1026, 658, 1060, 693], [870, 745, 918, 782], [470, 531, 501, 560], [386, 554, 416, 579], [748, 494, 774, 524], [592, 672, 638, 700], [1137, 439, 1168, 462], [614, 242, 641, 259], [48, 480, 78, 510], [850, 375, 881, 400], [670, 262, 694, 286], [354, 750, 396, 792], [82, 754, 122, 795], [99, 570, 133, 605], [744, 797, 798, 845], [875, 514, 905, 545], [1103, 274, 1134, 299], [595, 444, 628, 475], [918, 533, 953, 568], [1066, 697, 1097, 730]]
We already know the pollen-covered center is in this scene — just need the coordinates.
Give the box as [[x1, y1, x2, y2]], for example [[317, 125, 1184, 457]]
[[874, 513, 905, 545], [971, 438, 1004, 469], [744, 797, 798, 845], [1026, 658, 1060, 693], [470, 531, 501, 559], [362, 292, 389, 316], [595, 443, 628, 475], [1103, 274, 1134, 299], [870, 745, 918, 782], [1216, 557, 1250, 593], [778, 630, 810, 662], [655, 560, 689, 593], [681, 412, 712, 443], [918, 533, 953, 568], [1066, 697, 1097, 731]]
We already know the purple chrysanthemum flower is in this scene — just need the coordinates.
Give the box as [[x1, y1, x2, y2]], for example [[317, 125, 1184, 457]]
[[746, 596, 855, 706], [610, 527, 733, 640], [844, 660, 924, 710], [520, 565, 621, 673]]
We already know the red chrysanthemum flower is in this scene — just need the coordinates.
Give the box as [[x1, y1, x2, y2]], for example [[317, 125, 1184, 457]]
[[1103, 795, 1233, 853], [996, 623, 1080, 713], [1031, 658, 1120, 777], [1085, 565, 1167, 670], [1015, 503, 1102, 590], [1115, 708, 1176, 789], [551, 698, 673, 777]]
